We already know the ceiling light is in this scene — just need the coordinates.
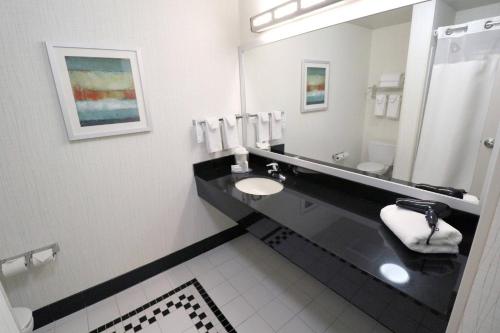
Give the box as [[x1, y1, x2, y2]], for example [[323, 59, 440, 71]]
[[250, 0, 344, 33], [251, 12, 273, 28], [274, 1, 299, 19], [301, 0, 326, 9]]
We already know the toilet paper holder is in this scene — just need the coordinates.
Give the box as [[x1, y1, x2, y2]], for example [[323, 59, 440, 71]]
[[0, 243, 60, 267]]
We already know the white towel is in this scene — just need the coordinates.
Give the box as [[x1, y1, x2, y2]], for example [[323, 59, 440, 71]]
[[380, 204, 462, 254], [256, 112, 270, 143], [194, 121, 204, 143], [271, 111, 283, 140], [463, 194, 479, 204], [386, 95, 401, 120], [204, 117, 222, 153], [374, 94, 387, 117], [221, 115, 239, 149]]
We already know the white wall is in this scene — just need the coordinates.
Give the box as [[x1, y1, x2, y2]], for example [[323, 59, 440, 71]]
[[361, 22, 411, 161], [455, 2, 500, 24], [243, 24, 372, 166], [0, 0, 239, 310]]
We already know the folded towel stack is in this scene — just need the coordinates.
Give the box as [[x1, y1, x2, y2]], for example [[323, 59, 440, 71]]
[[380, 204, 462, 254]]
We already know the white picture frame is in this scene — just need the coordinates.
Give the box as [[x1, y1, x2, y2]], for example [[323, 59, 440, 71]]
[[45, 42, 151, 140], [301, 60, 330, 113]]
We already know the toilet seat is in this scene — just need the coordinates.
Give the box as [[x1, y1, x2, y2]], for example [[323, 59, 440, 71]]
[[356, 161, 387, 174], [12, 307, 33, 332]]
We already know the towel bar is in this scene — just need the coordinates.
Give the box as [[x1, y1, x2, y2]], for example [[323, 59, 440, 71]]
[[369, 85, 404, 99], [192, 111, 284, 126]]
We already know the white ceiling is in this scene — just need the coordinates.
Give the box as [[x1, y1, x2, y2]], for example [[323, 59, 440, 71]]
[[443, 0, 500, 11], [351, 6, 413, 29]]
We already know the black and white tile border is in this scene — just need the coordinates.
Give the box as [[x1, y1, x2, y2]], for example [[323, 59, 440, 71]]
[[89, 279, 236, 333]]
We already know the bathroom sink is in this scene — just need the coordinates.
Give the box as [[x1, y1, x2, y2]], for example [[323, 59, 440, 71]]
[[235, 178, 284, 196]]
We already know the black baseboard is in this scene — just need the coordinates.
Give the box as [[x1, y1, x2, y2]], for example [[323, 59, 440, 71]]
[[33, 224, 247, 330]]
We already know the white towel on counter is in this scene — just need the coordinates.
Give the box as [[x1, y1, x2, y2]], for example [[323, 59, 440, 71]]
[[221, 115, 239, 149], [387, 95, 402, 120], [271, 110, 283, 140], [204, 117, 222, 153], [380, 204, 462, 254], [463, 194, 479, 204], [256, 112, 270, 143], [374, 94, 387, 116]]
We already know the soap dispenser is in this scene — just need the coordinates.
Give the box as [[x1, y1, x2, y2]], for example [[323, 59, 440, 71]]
[[232, 146, 250, 173]]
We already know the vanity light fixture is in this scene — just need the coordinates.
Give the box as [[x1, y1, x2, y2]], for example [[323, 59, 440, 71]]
[[250, 0, 344, 32], [252, 12, 273, 28], [301, 0, 327, 9], [274, 1, 299, 19]]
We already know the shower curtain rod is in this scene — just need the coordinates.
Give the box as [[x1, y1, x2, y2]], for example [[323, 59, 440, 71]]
[[434, 19, 500, 37]]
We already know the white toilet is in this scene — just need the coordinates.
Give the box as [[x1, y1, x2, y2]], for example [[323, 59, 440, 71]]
[[13, 307, 34, 333], [357, 141, 396, 175]]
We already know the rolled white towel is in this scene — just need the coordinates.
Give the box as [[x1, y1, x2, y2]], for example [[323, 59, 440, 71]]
[[380, 204, 462, 254], [463, 194, 479, 204]]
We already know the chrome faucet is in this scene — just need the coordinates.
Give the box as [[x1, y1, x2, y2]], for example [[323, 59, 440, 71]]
[[267, 162, 286, 182]]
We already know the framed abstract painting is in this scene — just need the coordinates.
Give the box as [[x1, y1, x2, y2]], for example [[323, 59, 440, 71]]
[[46, 43, 151, 140], [301, 60, 330, 113]]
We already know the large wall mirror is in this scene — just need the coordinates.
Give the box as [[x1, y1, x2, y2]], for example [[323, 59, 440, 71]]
[[241, 1, 500, 212]]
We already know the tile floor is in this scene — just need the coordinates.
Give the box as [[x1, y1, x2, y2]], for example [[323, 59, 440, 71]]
[[34, 234, 390, 333]]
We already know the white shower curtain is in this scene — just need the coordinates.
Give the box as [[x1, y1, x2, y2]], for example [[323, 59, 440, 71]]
[[412, 17, 500, 191]]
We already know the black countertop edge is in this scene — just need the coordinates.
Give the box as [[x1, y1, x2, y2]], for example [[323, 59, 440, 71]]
[[193, 154, 479, 317], [194, 153, 479, 252]]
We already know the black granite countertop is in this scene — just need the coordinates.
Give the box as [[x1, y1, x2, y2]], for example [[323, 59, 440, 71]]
[[193, 155, 478, 316]]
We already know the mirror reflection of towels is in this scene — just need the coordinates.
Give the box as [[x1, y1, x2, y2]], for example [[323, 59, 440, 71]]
[[271, 110, 283, 140], [256, 112, 270, 143], [387, 95, 402, 120], [374, 94, 387, 116]]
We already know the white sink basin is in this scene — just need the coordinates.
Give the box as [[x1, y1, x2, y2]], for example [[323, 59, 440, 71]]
[[235, 177, 284, 196]]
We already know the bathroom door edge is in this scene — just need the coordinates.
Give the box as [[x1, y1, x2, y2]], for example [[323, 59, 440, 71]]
[[446, 126, 500, 332]]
